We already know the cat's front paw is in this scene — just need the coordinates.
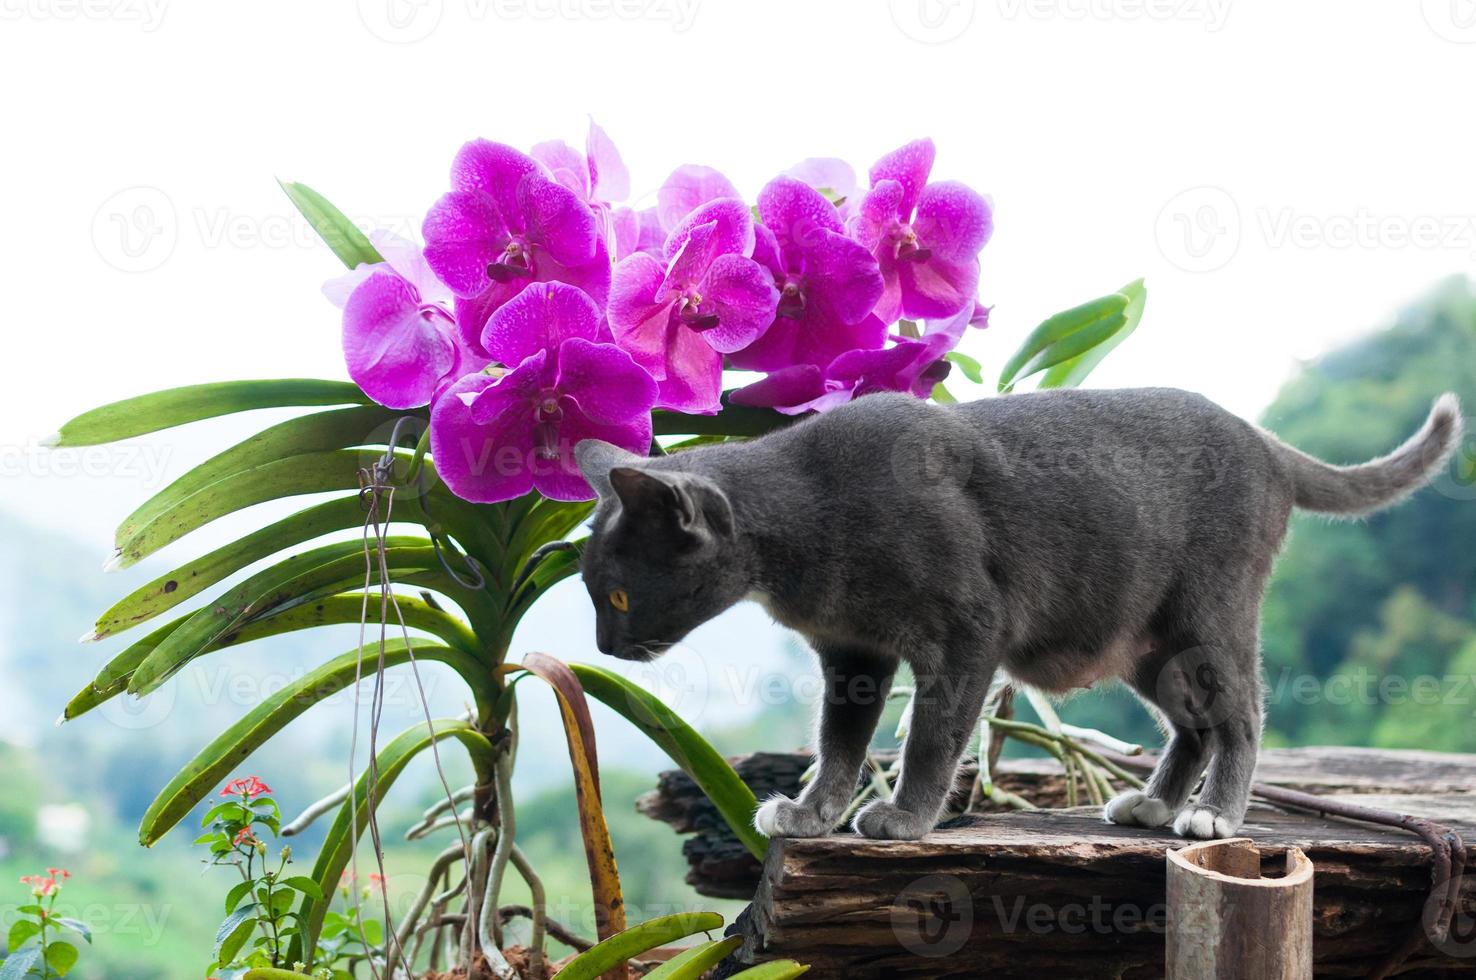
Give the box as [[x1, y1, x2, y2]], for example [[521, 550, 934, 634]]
[[1104, 790, 1174, 828], [852, 800, 933, 840], [1173, 804, 1239, 839], [753, 795, 836, 838]]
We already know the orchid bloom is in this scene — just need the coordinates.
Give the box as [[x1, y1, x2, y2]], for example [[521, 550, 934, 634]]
[[324, 231, 487, 409], [849, 138, 993, 323], [422, 140, 611, 356], [609, 163, 742, 263], [732, 303, 975, 415], [531, 117, 631, 245], [609, 198, 779, 414], [728, 176, 886, 372], [431, 282, 657, 502]]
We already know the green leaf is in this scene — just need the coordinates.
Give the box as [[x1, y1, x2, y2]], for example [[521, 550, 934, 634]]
[[50, 920, 91, 945], [997, 291, 1130, 392], [98, 486, 489, 637], [727, 961, 810, 979], [202, 801, 250, 827], [112, 450, 413, 569], [138, 640, 487, 845], [243, 970, 317, 980], [215, 903, 259, 966], [277, 876, 323, 901], [277, 180, 384, 270], [114, 405, 401, 550], [46, 380, 370, 448], [571, 663, 767, 861], [643, 936, 743, 979], [226, 879, 256, 914], [6, 921, 39, 950], [1037, 278, 1148, 389], [358, 919, 384, 946], [653, 405, 792, 438], [125, 539, 440, 696], [944, 351, 984, 384], [555, 912, 725, 980], [44, 941, 79, 977], [931, 382, 957, 404], [0, 942, 42, 980], [288, 720, 496, 966]]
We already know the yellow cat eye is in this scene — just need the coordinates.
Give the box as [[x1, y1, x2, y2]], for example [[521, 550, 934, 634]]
[[609, 589, 630, 613]]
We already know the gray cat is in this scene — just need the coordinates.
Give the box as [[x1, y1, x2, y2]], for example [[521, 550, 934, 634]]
[[573, 387, 1462, 841]]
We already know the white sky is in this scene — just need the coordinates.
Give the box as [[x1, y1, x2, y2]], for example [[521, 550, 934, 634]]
[[3, 1, 1475, 543], [0, 0, 1473, 790]]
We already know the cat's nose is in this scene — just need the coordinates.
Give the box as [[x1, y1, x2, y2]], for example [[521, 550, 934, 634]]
[[595, 617, 613, 655]]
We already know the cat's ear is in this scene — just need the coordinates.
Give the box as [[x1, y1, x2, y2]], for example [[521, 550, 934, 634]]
[[574, 439, 644, 499], [608, 467, 734, 546]]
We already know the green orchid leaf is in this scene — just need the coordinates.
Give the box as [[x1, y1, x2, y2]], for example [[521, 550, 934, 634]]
[[1038, 278, 1148, 389], [46, 380, 369, 448], [138, 640, 487, 845], [997, 291, 1130, 391], [555, 912, 725, 980], [571, 663, 767, 861], [277, 181, 383, 270]]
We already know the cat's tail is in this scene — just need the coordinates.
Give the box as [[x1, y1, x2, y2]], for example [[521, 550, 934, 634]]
[[1268, 394, 1463, 516]]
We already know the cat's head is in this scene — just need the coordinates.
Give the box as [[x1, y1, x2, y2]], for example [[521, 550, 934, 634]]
[[574, 440, 748, 661]]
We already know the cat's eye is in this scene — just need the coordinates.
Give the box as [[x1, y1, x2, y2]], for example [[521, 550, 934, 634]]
[[609, 589, 629, 612]]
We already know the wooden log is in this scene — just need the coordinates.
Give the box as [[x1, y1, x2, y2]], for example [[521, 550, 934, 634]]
[[1166, 838, 1314, 979], [640, 747, 1476, 899], [714, 799, 1476, 978]]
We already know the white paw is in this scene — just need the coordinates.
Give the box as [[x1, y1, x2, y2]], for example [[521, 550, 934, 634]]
[[852, 800, 933, 840], [1104, 790, 1174, 828], [753, 795, 834, 838], [1173, 804, 1238, 840]]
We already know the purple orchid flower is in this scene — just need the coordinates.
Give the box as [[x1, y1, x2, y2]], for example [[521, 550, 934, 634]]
[[655, 164, 741, 233], [728, 176, 886, 372], [531, 117, 632, 250], [611, 205, 665, 261], [609, 198, 779, 415], [731, 303, 974, 415], [849, 138, 993, 323], [431, 282, 656, 503], [422, 140, 611, 358], [323, 230, 488, 409]]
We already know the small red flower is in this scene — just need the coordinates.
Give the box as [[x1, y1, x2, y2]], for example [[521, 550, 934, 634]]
[[233, 828, 257, 846], [220, 776, 272, 799], [47, 868, 71, 880], [368, 873, 385, 891]]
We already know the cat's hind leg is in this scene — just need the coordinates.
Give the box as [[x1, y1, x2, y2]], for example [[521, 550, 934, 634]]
[[754, 646, 894, 839], [1105, 651, 1213, 829], [1116, 617, 1263, 840]]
